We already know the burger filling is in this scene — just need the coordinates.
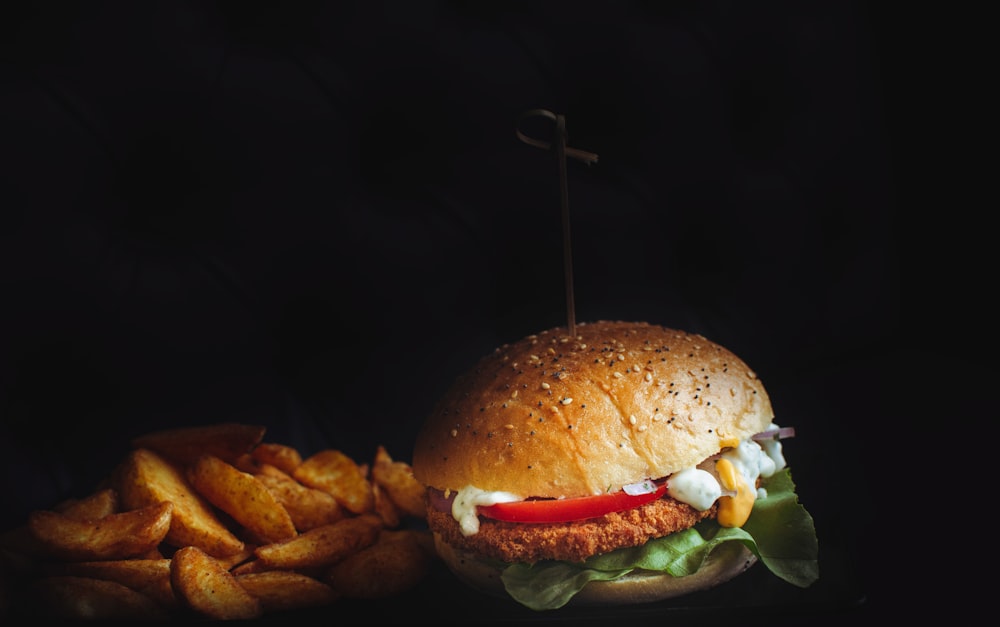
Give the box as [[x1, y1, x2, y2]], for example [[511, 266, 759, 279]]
[[432, 423, 790, 543], [424, 423, 817, 611]]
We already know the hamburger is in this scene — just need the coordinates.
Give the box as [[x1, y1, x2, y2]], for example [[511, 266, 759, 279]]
[[411, 320, 818, 610]]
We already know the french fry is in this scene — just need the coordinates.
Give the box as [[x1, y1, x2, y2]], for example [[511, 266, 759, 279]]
[[254, 464, 345, 532], [27, 501, 172, 561], [251, 442, 302, 475], [29, 575, 168, 619], [293, 449, 375, 514], [114, 448, 245, 557], [131, 422, 266, 466], [371, 445, 427, 519], [235, 570, 340, 612], [187, 454, 297, 544], [54, 487, 119, 521], [59, 558, 176, 609], [171, 545, 262, 620], [324, 529, 433, 599], [254, 514, 381, 570]]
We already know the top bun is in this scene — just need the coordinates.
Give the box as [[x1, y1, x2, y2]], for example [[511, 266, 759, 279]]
[[412, 321, 774, 498]]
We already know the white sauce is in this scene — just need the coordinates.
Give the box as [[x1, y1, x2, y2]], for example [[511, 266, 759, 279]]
[[665, 468, 722, 511], [449, 422, 790, 533], [451, 485, 521, 536], [667, 422, 787, 511]]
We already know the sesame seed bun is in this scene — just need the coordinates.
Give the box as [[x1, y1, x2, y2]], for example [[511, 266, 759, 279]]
[[412, 320, 774, 499]]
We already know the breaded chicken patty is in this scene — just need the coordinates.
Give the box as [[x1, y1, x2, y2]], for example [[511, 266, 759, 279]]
[[426, 497, 718, 564]]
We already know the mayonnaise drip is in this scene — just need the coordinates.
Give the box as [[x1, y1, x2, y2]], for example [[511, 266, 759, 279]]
[[451, 485, 521, 536], [666, 421, 788, 527], [448, 422, 789, 534]]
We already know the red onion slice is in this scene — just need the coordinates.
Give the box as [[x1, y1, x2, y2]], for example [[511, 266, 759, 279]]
[[751, 426, 796, 441], [622, 479, 657, 496]]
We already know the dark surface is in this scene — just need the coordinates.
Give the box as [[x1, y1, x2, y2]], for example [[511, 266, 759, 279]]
[[1, 0, 918, 623]]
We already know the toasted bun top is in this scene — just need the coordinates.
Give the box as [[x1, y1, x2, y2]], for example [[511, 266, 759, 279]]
[[412, 321, 774, 498]]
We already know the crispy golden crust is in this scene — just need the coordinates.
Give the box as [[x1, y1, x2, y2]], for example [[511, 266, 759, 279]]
[[425, 496, 716, 564]]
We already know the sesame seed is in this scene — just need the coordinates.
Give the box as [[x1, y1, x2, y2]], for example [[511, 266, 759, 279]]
[[504, 424, 514, 430], [644, 372, 652, 382], [638, 425, 647, 432], [450, 429, 458, 437], [629, 415, 637, 425], [541, 382, 551, 390], [560, 397, 573, 405], [613, 372, 623, 379]]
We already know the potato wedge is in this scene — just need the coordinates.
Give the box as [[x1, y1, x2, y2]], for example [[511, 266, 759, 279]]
[[254, 514, 381, 570], [29, 575, 168, 619], [371, 446, 427, 519], [215, 544, 257, 571], [58, 557, 170, 590], [235, 570, 340, 612], [255, 464, 344, 532], [228, 558, 269, 576], [187, 454, 297, 544], [28, 501, 172, 561], [54, 488, 119, 521], [114, 448, 244, 557], [59, 559, 176, 609], [293, 449, 374, 514], [171, 545, 262, 620], [251, 442, 302, 475], [131, 422, 265, 466], [372, 482, 401, 528], [324, 529, 432, 599]]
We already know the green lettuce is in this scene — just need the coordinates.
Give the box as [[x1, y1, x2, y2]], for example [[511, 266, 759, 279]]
[[500, 468, 819, 610]]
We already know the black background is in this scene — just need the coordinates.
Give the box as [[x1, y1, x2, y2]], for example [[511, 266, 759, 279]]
[[0, 0, 951, 623]]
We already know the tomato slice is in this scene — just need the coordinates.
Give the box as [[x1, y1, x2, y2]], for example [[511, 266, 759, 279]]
[[479, 481, 667, 523]]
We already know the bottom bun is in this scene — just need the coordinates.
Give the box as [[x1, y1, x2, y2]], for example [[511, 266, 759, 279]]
[[433, 533, 757, 606]]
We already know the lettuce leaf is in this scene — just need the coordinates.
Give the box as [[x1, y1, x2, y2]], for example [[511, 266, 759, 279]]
[[500, 468, 819, 611]]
